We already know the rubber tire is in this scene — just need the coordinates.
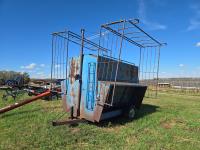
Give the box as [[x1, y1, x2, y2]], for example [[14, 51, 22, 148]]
[[124, 105, 136, 120]]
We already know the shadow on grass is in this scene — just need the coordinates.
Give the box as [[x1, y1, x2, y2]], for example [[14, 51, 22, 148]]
[[94, 104, 159, 127], [0, 104, 158, 128]]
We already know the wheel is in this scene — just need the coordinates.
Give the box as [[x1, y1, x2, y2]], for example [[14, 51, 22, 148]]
[[124, 105, 136, 119], [128, 106, 136, 119]]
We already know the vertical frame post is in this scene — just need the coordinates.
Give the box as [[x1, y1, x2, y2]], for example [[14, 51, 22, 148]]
[[77, 29, 85, 117], [111, 20, 125, 106], [96, 27, 102, 100], [156, 46, 161, 97], [65, 30, 69, 95], [50, 34, 55, 90], [138, 47, 142, 81]]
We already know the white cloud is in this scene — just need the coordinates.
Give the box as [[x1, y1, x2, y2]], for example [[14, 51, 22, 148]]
[[31, 72, 48, 79], [138, 0, 167, 30], [40, 64, 45, 67], [21, 63, 36, 70], [179, 64, 185, 67], [196, 42, 200, 47], [187, 20, 200, 31], [187, 4, 200, 31], [26, 63, 36, 69]]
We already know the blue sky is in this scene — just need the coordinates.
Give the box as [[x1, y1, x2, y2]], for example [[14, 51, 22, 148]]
[[0, 0, 200, 78]]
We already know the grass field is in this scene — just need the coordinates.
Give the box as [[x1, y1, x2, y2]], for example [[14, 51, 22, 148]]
[[0, 91, 200, 150]]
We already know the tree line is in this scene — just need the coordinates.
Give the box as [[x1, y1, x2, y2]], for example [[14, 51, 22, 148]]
[[0, 71, 30, 85]]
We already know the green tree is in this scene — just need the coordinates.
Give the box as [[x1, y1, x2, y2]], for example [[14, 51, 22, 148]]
[[22, 72, 30, 84], [0, 71, 30, 86]]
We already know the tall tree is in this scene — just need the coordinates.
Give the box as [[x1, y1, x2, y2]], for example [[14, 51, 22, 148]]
[[0, 71, 30, 86]]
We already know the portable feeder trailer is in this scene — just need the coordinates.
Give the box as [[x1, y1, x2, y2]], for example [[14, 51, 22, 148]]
[[61, 54, 147, 122], [51, 19, 165, 125]]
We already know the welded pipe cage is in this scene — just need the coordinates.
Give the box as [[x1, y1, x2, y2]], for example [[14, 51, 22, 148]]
[[51, 19, 165, 110]]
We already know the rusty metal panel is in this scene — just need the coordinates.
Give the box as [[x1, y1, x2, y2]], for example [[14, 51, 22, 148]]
[[62, 54, 98, 121], [93, 81, 110, 122], [68, 57, 80, 117], [97, 56, 139, 83]]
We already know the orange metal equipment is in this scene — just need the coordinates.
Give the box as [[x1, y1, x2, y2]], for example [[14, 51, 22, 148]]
[[0, 90, 51, 114]]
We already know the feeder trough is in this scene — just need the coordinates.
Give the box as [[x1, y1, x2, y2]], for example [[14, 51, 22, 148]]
[[58, 54, 147, 123]]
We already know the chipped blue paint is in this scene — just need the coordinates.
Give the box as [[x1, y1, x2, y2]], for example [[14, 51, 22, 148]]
[[82, 55, 97, 113]]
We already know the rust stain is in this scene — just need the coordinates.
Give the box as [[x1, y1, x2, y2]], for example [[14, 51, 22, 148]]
[[70, 58, 76, 84], [69, 57, 80, 84], [93, 82, 109, 122], [70, 87, 75, 98]]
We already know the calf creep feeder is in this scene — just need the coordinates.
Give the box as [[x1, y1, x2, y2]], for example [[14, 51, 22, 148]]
[[0, 19, 165, 125], [51, 19, 165, 125]]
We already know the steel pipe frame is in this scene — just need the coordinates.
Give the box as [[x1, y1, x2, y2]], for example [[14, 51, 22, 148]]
[[101, 18, 139, 27], [54, 33, 100, 52], [101, 19, 165, 48], [100, 19, 166, 100], [77, 29, 84, 117], [101, 25, 144, 48], [52, 19, 166, 50], [52, 31, 110, 52], [129, 20, 162, 46]]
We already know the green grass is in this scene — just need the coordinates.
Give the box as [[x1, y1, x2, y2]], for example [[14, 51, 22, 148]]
[[0, 91, 200, 150]]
